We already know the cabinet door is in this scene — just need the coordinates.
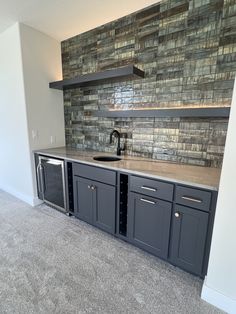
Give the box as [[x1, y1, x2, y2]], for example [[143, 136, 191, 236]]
[[73, 176, 93, 224], [169, 205, 208, 276], [93, 181, 116, 234], [128, 193, 172, 259]]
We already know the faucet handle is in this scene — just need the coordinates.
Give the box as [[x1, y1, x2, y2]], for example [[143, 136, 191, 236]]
[[120, 132, 127, 139], [117, 144, 126, 156]]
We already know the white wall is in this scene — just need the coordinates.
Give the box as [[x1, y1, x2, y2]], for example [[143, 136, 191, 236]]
[[0, 23, 34, 204], [19, 23, 65, 151], [202, 78, 236, 314], [19, 23, 65, 198], [0, 23, 65, 205]]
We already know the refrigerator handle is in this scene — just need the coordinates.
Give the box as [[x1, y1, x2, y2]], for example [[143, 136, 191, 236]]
[[37, 163, 45, 195], [36, 163, 42, 194], [40, 164, 46, 194]]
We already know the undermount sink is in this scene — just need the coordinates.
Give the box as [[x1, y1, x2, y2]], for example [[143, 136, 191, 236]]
[[93, 156, 121, 162]]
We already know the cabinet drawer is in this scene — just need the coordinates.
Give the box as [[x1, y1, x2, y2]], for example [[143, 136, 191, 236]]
[[175, 186, 211, 212], [73, 163, 116, 186], [130, 176, 174, 202]]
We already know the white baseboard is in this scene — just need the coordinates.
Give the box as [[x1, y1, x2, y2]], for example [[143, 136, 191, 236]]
[[0, 185, 43, 207], [32, 197, 43, 206], [202, 280, 236, 314]]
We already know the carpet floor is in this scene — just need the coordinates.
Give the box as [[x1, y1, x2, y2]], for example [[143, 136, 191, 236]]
[[0, 190, 224, 314]]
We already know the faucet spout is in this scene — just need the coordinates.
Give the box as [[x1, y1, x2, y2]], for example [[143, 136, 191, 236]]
[[110, 130, 124, 156]]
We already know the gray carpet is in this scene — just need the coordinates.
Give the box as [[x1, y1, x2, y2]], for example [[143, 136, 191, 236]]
[[0, 190, 224, 314]]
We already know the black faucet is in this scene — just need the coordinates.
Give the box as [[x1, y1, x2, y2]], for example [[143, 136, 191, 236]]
[[110, 130, 125, 156]]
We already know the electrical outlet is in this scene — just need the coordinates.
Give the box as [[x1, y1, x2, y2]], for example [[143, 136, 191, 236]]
[[50, 135, 56, 144], [32, 130, 38, 141]]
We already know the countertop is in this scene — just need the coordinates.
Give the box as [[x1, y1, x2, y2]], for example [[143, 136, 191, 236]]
[[35, 147, 221, 191]]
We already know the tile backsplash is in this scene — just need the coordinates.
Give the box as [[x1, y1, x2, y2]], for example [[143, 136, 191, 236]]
[[62, 0, 236, 167]]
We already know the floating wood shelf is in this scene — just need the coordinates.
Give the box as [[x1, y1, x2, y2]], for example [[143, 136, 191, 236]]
[[49, 65, 144, 90], [94, 107, 230, 118]]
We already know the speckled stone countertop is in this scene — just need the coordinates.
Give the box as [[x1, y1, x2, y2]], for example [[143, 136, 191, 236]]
[[35, 147, 221, 191]]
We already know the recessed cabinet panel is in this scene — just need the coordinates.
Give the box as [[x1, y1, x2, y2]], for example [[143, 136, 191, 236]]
[[128, 193, 172, 259], [93, 181, 116, 234], [73, 176, 93, 224], [170, 205, 209, 276]]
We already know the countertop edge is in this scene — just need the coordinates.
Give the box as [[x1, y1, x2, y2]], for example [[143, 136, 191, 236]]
[[34, 150, 219, 191]]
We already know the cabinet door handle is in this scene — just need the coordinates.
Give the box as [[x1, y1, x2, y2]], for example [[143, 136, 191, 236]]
[[91, 185, 96, 190], [141, 186, 157, 192], [181, 196, 202, 203], [175, 212, 180, 218], [140, 198, 156, 205], [88, 185, 91, 189]]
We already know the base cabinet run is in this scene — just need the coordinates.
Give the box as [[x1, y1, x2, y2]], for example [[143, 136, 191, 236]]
[[32, 157, 216, 279], [73, 176, 116, 234], [169, 205, 209, 275], [128, 193, 172, 259], [71, 167, 215, 277]]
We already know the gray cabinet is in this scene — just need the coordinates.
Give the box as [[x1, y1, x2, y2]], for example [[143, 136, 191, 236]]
[[73, 174, 116, 235], [130, 175, 174, 201], [35, 155, 216, 278], [169, 205, 209, 276], [74, 176, 93, 224], [93, 181, 116, 234], [128, 192, 172, 259], [175, 186, 211, 212], [71, 165, 215, 277]]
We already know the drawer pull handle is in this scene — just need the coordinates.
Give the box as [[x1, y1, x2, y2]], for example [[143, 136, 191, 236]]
[[140, 198, 156, 205], [182, 196, 202, 203], [141, 186, 157, 192], [175, 212, 180, 218]]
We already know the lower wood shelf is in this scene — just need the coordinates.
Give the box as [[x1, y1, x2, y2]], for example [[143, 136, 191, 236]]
[[94, 107, 230, 118]]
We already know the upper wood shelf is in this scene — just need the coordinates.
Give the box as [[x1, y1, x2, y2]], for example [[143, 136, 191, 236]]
[[94, 107, 230, 118], [49, 65, 145, 90]]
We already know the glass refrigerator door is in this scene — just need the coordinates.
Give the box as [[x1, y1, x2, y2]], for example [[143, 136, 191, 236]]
[[40, 157, 66, 210]]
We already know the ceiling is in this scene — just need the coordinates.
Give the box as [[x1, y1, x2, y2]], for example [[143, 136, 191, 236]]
[[0, 0, 159, 41]]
